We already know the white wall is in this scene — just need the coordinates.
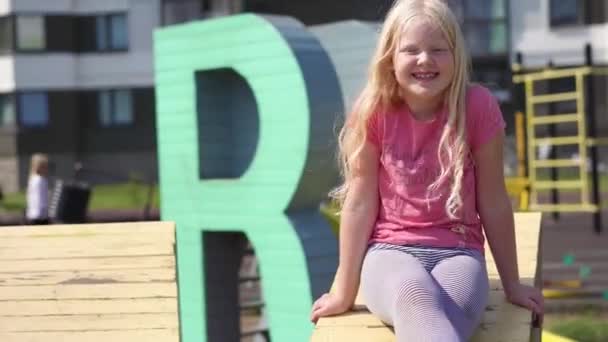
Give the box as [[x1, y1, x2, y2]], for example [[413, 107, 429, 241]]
[[75, 53, 154, 88], [13, 0, 160, 90], [0, 57, 15, 92], [10, 0, 143, 14], [13, 56, 76, 90], [74, 0, 129, 14], [0, 0, 11, 16], [11, 0, 73, 13], [510, 0, 608, 67]]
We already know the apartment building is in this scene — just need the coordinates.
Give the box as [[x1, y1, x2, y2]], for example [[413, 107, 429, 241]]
[[0, 0, 514, 193], [0, 0, 161, 193], [511, 0, 607, 66]]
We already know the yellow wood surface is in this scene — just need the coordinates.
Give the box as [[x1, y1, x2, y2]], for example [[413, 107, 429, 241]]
[[0, 330, 180, 342], [0, 255, 175, 272], [0, 313, 179, 331], [0, 222, 179, 342], [0, 268, 175, 286], [311, 213, 542, 342]]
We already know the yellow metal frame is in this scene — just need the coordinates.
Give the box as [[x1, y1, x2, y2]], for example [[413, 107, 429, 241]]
[[512, 65, 608, 213]]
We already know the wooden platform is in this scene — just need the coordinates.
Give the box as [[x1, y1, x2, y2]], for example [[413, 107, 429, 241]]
[[311, 212, 543, 342], [0, 222, 179, 342]]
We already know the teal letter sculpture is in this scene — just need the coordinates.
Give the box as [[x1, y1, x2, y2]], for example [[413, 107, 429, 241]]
[[155, 14, 342, 341]]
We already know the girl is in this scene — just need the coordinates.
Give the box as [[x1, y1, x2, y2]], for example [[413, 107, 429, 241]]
[[26, 153, 50, 225], [310, 0, 543, 341]]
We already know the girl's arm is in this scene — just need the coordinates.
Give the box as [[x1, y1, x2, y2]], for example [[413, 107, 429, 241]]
[[311, 141, 379, 322], [333, 141, 380, 306], [474, 131, 543, 315], [474, 132, 519, 292]]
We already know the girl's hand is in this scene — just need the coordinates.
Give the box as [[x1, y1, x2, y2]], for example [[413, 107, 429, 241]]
[[310, 292, 351, 324], [505, 282, 544, 322]]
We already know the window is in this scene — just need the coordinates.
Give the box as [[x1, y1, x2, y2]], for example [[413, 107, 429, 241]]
[[19, 92, 49, 127], [109, 14, 128, 49], [162, 0, 206, 26], [466, 21, 507, 56], [0, 94, 16, 127], [0, 16, 13, 54], [79, 13, 128, 52], [161, 0, 238, 25], [447, 0, 507, 57], [550, 1, 585, 26], [95, 16, 108, 50], [98, 89, 133, 126], [550, 0, 607, 27], [16, 16, 45, 51], [464, 0, 505, 19], [95, 14, 128, 51]]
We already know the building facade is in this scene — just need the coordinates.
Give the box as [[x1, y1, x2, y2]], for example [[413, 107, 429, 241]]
[[0, 0, 160, 193], [0, 0, 514, 193], [510, 0, 607, 67]]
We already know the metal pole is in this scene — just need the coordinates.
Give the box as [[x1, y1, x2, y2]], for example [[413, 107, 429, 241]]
[[514, 52, 528, 178], [584, 43, 602, 233], [547, 60, 560, 220]]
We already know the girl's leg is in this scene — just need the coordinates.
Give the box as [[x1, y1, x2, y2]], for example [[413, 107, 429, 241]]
[[430, 253, 490, 340], [360, 248, 461, 342]]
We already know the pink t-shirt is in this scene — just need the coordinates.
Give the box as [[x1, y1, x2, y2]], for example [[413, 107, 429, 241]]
[[366, 85, 506, 252]]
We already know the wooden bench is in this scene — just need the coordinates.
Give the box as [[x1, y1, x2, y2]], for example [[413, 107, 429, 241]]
[[311, 212, 543, 342], [0, 222, 179, 342]]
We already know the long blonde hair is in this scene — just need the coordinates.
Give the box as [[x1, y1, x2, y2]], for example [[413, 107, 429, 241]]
[[331, 0, 471, 219]]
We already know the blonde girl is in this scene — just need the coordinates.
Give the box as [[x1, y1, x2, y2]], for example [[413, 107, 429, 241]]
[[26, 153, 50, 224], [310, 1, 543, 340]]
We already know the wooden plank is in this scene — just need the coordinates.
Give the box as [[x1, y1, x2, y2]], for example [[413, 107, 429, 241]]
[[0, 313, 178, 332], [0, 234, 176, 249], [311, 327, 395, 341], [0, 268, 175, 286], [0, 243, 174, 260], [0, 222, 175, 240], [0, 222, 180, 342], [315, 310, 385, 328], [0, 298, 178, 316], [0, 256, 176, 273], [0, 283, 177, 300], [0, 329, 180, 342]]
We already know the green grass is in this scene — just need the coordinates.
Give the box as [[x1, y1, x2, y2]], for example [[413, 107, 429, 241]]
[[0, 183, 160, 213], [546, 310, 608, 342], [89, 183, 159, 211], [1, 191, 25, 212]]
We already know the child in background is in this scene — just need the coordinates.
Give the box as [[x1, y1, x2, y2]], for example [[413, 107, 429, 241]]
[[26, 153, 50, 225], [310, 0, 543, 341]]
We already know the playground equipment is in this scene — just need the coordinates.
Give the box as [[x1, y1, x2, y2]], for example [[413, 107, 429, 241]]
[[511, 44, 608, 233]]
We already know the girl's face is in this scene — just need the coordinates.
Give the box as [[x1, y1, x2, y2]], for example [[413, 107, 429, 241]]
[[392, 18, 455, 105], [37, 162, 48, 176]]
